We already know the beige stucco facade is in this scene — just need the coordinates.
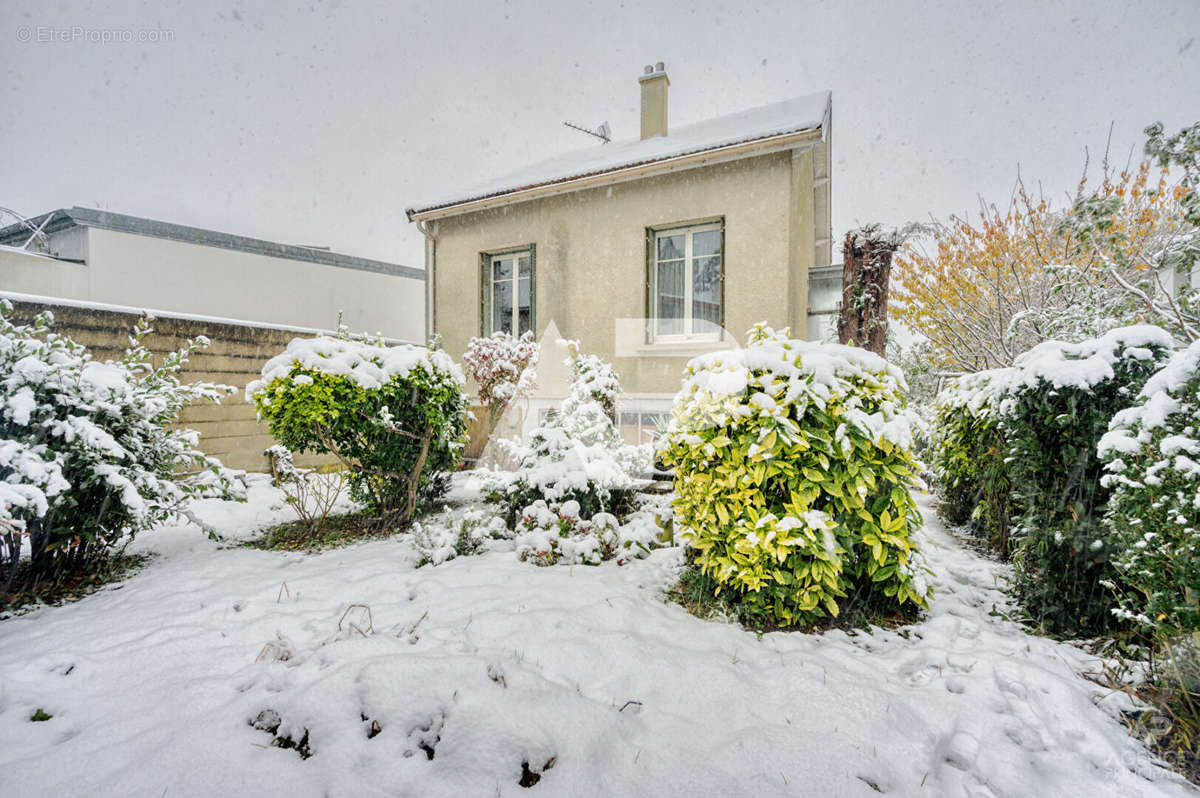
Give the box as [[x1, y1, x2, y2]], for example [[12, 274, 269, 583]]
[[424, 136, 831, 400]]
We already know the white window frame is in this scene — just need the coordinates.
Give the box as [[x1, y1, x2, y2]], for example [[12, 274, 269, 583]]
[[486, 248, 533, 336], [650, 221, 723, 343]]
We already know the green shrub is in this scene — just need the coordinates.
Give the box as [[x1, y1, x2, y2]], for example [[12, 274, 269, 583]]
[[247, 333, 468, 527], [1, 303, 241, 595], [660, 325, 930, 627], [998, 325, 1173, 636], [929, 369, 1015, 556], [1100, 339, 1200, 636]]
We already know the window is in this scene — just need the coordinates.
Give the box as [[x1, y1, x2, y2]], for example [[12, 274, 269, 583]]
[[649, 221, 723, 339], [482, 246, 535, 336]]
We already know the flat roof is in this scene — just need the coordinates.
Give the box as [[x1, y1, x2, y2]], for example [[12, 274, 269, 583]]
[[407, 91, 830, 220], [0, 207, 423, 280]]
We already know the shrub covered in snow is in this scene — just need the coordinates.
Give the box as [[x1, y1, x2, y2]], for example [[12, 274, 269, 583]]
[[493, 346, 650, 527], [247, 333, 468, 527], [660, 324, 930, 627], [929, 369, 1015, 556], [462, 331, 538, 429], [997, 325, 1174, 635], [560, 338, 622, 420], [514, 495, 672, 566], [1100, 340, 1200, 636], [0, 302, 242, 589], [411, 506, 510, 567]]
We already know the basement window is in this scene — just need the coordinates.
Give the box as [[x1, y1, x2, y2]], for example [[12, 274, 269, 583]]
[[482, 245, 535, 336], [648, 221, 723, 340]]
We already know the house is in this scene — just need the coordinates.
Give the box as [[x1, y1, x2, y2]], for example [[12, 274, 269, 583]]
[[406, 63, 834, 439], [0, 206, 424, 340]]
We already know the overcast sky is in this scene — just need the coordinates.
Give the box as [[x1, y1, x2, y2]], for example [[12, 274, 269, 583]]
[[2, 0, 1197, 267]]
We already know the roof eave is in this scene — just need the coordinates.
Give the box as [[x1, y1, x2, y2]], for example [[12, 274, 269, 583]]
[[407, 125, 824, 223]]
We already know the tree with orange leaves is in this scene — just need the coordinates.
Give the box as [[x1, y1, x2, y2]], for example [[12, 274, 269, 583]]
[[893, 134, 1197, 372]]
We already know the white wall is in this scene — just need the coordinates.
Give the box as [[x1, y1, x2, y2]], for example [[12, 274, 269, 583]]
[[88, 229, 424, 340], [12, 227, 425, 341], [0, 246, 91, 299]]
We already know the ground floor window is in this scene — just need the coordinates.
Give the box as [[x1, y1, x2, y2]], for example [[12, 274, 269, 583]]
[[482, 246, 535, 335]]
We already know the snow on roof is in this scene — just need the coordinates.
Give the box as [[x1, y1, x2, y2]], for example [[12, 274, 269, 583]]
[[408, 91, 831, 218]]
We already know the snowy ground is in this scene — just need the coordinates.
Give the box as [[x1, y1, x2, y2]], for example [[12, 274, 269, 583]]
[[0, 477, 1194, 797]]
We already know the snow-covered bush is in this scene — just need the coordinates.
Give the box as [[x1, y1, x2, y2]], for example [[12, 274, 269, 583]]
[[514, 495, 672, 566], [929, 369, 1015, 555], [997, 325, 1174, 635], [1100, 340, 1200, 635], [493, 347, 649, 526], [462, 331, 538, 429], [411, 506, 509, 567], [660, 324, 930, 627], [1, 302, 242, 589], [247, 333, 468, 527], [560, 338, 621, 420]]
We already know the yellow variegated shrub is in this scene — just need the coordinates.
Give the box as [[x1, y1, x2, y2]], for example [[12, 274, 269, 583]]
[[661, 325, 930, 626]]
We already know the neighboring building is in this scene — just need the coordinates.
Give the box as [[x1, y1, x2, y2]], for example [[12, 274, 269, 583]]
[[407, 63, 834, 438], [0, 207, 424, 340]]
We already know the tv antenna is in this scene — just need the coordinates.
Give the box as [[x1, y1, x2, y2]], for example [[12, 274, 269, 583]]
[[563, 120, 611, 143]]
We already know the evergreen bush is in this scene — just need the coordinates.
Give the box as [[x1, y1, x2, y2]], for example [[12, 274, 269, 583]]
[[929, 369, 1015, 555], [248, 332, 468, 527], [997, 325, 1173, 635], [0, 302, 242, 593], [1100, 339, 1200, 636], [660, 325, 930, 627]]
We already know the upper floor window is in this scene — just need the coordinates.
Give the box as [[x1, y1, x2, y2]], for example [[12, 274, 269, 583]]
[[650, 221, 723, 339], [482, 246, 535, 336]]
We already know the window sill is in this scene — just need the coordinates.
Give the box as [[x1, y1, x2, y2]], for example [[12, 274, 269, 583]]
[[635, 337, 733, 357]]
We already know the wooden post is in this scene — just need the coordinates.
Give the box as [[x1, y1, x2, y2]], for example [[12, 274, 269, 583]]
[[837, 225, 901, 355]]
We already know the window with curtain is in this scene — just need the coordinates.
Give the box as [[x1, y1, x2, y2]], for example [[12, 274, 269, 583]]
[[650, 222, 723, 339], [482, 246, 534, 336]]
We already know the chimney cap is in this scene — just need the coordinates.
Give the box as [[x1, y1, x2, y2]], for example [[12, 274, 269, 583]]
[[638, 61, 669, 83]]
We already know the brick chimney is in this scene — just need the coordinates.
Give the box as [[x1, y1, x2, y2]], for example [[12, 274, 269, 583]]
[[639, 62, 669, 140]]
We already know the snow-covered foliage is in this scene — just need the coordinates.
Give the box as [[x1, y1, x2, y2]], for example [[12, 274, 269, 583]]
[[462, 331, 538, 422], [0, 301, 243, 585], [985, 325, 1174, 635], [559, 338, 621, 419], [248, 334, 464, 395], [513, 494, 673, 567], [491, 347, 650, 528], [928, 368, 1015, 554], [1099, 339, 1200, 634], [661, 324, 929, 626], [411, 506, 510, 567], [248, 332, 468, 526]]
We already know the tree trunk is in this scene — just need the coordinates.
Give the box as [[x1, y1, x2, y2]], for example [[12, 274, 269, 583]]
[[401, 421, 435, 527], [838, 226, 900, 356]]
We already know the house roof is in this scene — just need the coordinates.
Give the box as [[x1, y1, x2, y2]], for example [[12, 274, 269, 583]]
[[0, 207, 424, 280], [406, 90, 831, 221]]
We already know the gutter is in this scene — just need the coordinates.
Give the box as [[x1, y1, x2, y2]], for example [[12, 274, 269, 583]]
[[407, 126, 824, 223], [415, 218, 437, 344]]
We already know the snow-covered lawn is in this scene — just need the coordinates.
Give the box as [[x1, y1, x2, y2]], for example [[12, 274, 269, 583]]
[[0, 478, 1193, 797]]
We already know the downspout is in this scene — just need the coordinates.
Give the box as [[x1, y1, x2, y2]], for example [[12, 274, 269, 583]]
[[415, 217, 438, 346]]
